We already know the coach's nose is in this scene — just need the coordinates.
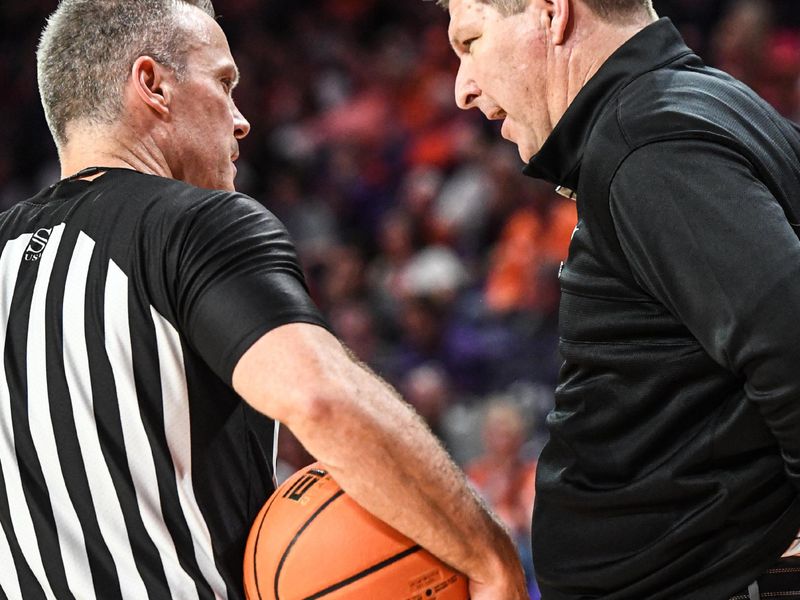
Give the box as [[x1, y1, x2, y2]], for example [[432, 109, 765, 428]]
[[455, 64, 481, 110]]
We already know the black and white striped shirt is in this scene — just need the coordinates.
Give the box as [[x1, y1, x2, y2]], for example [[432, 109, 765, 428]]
[[0, 168, 326, 599]]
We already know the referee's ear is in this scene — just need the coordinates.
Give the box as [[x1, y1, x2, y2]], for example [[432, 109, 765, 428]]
[[130, 55, 172, 118]]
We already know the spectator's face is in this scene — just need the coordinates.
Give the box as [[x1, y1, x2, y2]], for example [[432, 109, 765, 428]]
[[448, 0, 547, 162], [166, 9, 250, 191], [483, 410, 525, 458]]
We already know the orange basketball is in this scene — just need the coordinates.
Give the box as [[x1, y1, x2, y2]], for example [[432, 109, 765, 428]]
[[243, 462, 470, 600]]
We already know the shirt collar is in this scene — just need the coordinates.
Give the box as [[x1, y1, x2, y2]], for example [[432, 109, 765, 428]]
[[522, 18, 694, 189]]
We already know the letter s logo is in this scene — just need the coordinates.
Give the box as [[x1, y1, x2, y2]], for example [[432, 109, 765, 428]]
[[24, 228, 53, 262]]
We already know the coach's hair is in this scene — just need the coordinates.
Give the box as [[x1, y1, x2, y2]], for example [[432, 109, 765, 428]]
[[37, 0, 216, 147], [435, 0, 656, 21]]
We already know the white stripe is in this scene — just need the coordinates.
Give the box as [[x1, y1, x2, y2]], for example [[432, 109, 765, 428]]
[[0, 234, 54, 599], [151, 308, 228, 599], [104, 261, 199, 600], [27, 224, 96, 598], [273, 421, 280, 487], [63, 233, 149, 599], [0, 520, 22, 600]]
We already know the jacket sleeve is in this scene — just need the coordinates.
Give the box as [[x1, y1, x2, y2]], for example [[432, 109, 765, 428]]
[[609, 138, 800, 488]]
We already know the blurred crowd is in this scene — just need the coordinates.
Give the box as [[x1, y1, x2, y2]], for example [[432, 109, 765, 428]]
[[1, 0, 799, 595]]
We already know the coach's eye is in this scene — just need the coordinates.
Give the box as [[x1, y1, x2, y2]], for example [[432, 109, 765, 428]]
[[463, 37, 479, 52], [221, 78, 233, 93]]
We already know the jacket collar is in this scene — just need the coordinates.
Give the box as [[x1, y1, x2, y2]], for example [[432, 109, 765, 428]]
[[522, 18, 694, 189]]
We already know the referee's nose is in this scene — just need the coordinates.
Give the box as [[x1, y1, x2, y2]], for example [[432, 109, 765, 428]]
[[233, 103, 251, 140]]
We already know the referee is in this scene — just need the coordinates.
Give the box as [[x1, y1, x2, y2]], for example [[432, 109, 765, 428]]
[[0, 0, 528, 598]]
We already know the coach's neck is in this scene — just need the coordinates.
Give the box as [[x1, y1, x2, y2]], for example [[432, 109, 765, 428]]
[[544, 1, 658, 137]]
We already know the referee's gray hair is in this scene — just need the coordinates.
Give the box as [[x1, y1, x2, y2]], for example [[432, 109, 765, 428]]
[[37, 0, 216, 148], [435, 0, 656, 21]]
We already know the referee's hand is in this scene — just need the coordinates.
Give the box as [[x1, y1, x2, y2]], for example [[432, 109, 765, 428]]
[[470, 576, 529, 600], [468, 541, 529, 600]]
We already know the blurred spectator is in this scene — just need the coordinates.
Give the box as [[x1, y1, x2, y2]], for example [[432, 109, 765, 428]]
[[328, 300, 401, 381], [711, 0, 773, 84], [401, 245, 469, 302], [467, 398, 538, 597], [329, 301, 381, 364], [710, 0, 800, 118], [316, 243, 369, 313], [366, 208, 420, 324], [401, 363, 454, 446], [486, 198, 575, 315]]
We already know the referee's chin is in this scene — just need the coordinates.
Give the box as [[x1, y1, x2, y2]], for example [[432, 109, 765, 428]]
[[211, 171, 237, 192], [227, 163, 239, 192], [229, 162, 238, 190]]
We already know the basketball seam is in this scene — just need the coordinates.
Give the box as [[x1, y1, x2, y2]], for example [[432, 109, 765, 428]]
[[302, 545, 423, 600], [274, 489, 346, 600], [252, 487, 283, 600]]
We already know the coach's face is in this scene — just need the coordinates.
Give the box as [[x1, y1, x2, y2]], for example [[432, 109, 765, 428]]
[[166, 8, 250, 191], [449, 0, 551, 162]]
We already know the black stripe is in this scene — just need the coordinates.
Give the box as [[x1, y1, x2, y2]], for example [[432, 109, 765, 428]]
[[275, 490, 345, 600], [0, 460, 46, 600], [304, 545, 423, 600], [0, 575, 9, 600], [183, 350, 265, 599], [5, 244, 74, 598], [47, 229, 122, 600], [129, 297, 213, 600], [83, 251, 170, 598]]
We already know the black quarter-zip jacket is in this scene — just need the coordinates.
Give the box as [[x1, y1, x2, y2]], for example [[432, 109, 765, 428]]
[[525, 18, 800, 600]]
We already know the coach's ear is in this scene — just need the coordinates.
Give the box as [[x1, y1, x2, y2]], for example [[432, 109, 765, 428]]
[[546, 0, 570, 46], [130, 55, 173, 117]]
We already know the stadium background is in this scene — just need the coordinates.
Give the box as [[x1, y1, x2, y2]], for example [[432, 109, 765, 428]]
[[1, 0, 799, 596]]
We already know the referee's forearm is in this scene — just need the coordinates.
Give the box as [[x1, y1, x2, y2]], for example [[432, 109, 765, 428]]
[[285, 349, 521, 585], [232, 323, 523, 586]]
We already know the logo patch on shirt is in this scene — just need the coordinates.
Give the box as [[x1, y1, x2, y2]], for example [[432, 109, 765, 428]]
[[24, 228, 52, 262]]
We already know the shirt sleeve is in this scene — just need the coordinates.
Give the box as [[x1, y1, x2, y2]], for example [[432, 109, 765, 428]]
[[609, 139, 800, 487], [170, 192, 329, 384]]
